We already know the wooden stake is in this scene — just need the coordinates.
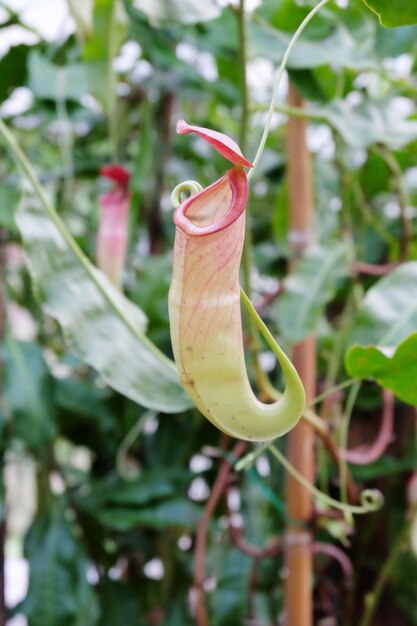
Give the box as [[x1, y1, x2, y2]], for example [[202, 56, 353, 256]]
[[284, 86, 316, 626]]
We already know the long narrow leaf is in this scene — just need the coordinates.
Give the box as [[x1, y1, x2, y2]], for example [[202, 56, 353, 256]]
[[0, 118, 191, 413]]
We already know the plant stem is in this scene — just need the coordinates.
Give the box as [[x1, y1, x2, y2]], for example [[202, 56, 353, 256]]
[[250, 102, 326, 122], [55, 68, 75, 203], [359, 523, 410, 626], [238, 0, 331, 399], [116, 412, 153, 479], [147, 90, 174, 254], [248, 0, 330, 182], [373, 145, 411, 261], [344, 390, 394, 465], [236, 0, 265, 388], [339, 382, 361, 524], [194, 437, 247, 626], [309, 379, 359, 407], [313, 287, 359, 510], [107, 1, 119, 158], [237, 0, 249, 155], [352, 260, 398, 276]]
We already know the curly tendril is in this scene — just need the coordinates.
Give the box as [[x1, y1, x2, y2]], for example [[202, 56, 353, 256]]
[[269, 444, 383, 515], [171, 180, 203, 209], [236, 443, 383, 515]]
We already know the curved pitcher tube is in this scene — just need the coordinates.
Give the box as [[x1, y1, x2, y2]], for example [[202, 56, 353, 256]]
[[169, 120, 305, 441]]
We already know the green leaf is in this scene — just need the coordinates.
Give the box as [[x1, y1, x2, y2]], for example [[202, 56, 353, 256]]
[[96, 579, 142, 626], [67, 0, 94, 41], [249, 13, 377, 71], [54, 372, 115, 420], [84, 0, 127, 61], [28, 51, 89, 101], [73, 471, 195, 531], [76, 470, 186, 509], [361, 0, 417, 27], [319, 98, 417, 150], [348, 262, 417, 347], [210, 548, 252, 626], [4, 338, 57, 452], [82, 0, 127, 110], [20, 505, 99, 626], [276, 243, 351, 342], [346, 333, 417, 406], [94, 498, 203, 531], [54, 374, 123, 457], [107, 481, 176, 506], [131, 0, 222, 27], [163, 600, 194, 626], [350, 455, 416, 480], [15, 192, 191, 414], [392, 552, 417, 623], [0, 184, 19, 233], [375, 23, 417, 57], [0, 408, 4, 456], [346, 263, 417, 404], [0, 44, 29, 102], [130, 253, 172, 343]]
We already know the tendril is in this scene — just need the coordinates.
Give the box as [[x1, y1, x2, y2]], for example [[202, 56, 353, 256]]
[[248, 0, 331, 181], [269, 444, 383, 515], [235, 442, 269, 471], [171, 180, 203, 208], [236, 443, 383, 515], [116, 411, 154, 480]]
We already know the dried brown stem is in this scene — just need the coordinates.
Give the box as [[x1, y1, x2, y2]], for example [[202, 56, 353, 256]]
[[225, 487, 281, 559], [343, 390, 394, 465], [228, 520, 282, 559], [352, 261, 399, 276], [313, 542, 354, 588], [318, 394, 360, 504]]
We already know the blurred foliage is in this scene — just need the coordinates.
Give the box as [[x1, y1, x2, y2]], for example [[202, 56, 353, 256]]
[[1, 0, 417, 625]]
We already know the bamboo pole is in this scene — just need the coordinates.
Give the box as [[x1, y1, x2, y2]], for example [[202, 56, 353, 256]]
[[284, 86, 316, 626]]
